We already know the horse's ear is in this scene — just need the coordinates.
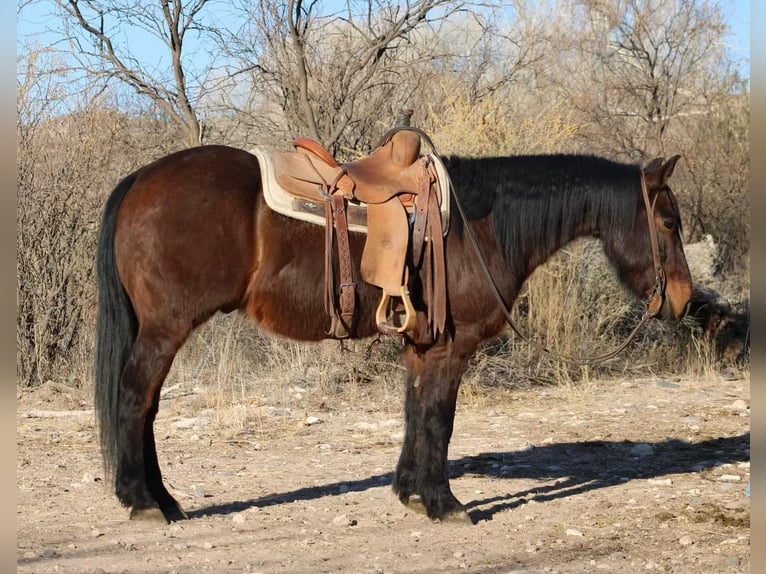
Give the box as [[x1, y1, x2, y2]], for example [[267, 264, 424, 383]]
[[643, 157, 664, 173], [661, 154, 682, 183], [644, 154, 682, 188]]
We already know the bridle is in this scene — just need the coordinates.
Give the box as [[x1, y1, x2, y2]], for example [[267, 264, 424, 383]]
[[449, 166, 670, 366], [641, 173, 667, 319]]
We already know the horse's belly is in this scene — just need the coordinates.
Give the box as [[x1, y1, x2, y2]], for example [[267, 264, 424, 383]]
[[245, 209, 380, 340], [246, 271, 330, 341]]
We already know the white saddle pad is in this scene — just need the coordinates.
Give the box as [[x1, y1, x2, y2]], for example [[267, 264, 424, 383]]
[[251, 146, 451, 235]]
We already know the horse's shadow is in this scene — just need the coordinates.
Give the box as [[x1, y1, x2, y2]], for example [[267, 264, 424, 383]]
[[188, 433, 749, 523]]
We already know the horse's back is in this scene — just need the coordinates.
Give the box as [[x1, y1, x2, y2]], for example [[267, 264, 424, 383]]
[[113, 145, 261, 328]]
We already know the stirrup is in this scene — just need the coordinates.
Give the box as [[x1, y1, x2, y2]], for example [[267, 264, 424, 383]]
[[375, 286, 416, 335]]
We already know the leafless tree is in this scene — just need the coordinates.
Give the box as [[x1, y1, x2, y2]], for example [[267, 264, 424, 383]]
[[548, 0, 731, 160], [53, 0, 218, 147], [218, 0, 472, 153]]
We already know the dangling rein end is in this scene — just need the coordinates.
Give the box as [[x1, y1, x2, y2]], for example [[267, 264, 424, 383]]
[[375, 287, 417, 335]]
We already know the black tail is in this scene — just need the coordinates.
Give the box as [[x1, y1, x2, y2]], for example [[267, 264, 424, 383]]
[[95, 172, 139, 482]]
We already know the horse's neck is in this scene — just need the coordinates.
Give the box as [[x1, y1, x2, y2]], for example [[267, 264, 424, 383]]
[[515, 193, 599, 285]]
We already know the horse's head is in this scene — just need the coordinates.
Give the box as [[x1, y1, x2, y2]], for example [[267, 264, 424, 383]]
[[611, 155, 693, 321]]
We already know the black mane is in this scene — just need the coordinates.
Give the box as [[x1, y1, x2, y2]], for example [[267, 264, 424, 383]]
[[444, 154, 643, 278]]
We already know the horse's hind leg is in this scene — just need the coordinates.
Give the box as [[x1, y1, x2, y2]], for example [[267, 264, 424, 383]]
[[115, 327, 188, 523], [142, 386, 188, 522]]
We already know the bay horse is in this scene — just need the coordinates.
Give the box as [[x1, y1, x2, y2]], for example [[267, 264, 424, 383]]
[[95, 145, 693, 523]]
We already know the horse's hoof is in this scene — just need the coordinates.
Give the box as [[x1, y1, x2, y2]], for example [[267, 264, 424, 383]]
[[129, 506, 169, 524], [402, 495, 427, 514], [437, 509, 472, 524], [163, 504, 189, 522]]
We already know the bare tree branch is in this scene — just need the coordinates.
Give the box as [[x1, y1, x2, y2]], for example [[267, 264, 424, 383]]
[[552, 0, 728, 159], [54, 0, 213, 146], [221, 0, 470, 152]]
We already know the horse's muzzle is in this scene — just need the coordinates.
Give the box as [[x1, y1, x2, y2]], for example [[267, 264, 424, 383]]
[[658, 296, 690, 322]]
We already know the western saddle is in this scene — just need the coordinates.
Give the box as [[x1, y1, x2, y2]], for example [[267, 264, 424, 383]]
[[270, 128, 448, 339]]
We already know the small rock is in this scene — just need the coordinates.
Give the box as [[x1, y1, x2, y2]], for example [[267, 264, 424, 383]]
[[189, 484, 206, 498], [332, 513, 352, 526], [232, 513, 247, 524], [173, 542, 188, 550], [719, 474, 742, 482], [679, 535, 693, 546], [338, 484, 349, 493], [90, 530, 104, 538], [630, 443, 654, 457], [172, 417, 210, 430], [683, 416, 702, 425], [202, 542, 214, 550], [305, 416, 321, 425], [657, 380, 680, 389], [648, 478, 673, 486], [724, 556, 740, 568], [355, 422, 378, 430], [565, 528, 583, 537], [41, 547, 57, 559], [609, 552, 626, 561], [22, 551, 36, 559], [729, 399, 748, 411], [81, 471, 99, 483]]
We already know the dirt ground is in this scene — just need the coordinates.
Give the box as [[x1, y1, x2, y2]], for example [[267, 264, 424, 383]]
[[17, 370, 749, 574]]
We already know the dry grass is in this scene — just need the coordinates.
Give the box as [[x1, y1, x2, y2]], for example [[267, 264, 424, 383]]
[[425, 91, 582, 157]]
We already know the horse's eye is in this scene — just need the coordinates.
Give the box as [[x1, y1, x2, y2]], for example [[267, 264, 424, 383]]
[[662, 219, 675, 231]]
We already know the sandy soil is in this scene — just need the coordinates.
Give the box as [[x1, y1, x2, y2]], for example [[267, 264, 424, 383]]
[[17, 372, 749, 573]]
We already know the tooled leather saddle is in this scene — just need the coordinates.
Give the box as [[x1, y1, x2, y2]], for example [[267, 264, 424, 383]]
[[255, 127, 449, 339]]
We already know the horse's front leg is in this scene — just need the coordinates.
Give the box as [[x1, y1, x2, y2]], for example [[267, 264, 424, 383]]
[[392, 340, 473, 523]]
